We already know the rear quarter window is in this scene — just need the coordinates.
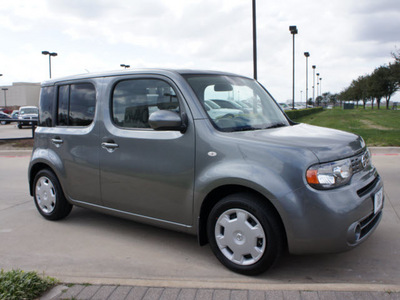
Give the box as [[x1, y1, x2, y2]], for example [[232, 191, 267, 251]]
[[39, 86, 55, 127]]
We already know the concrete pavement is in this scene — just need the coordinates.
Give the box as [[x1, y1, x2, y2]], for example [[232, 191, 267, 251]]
[[0, 147, 399, 299]]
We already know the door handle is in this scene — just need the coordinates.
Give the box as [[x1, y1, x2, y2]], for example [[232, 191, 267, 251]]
[[51, 138, 64, 147], [101, 142, 119, 153]]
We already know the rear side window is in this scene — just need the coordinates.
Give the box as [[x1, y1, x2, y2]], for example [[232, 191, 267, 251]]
[[112, 79, 179, 129], [39, 86, 55, 127], [57, 83, 96, 126]]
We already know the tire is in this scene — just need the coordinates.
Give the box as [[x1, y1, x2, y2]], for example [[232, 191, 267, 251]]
[[17, 123, 22, 129], [33, 169, 73, 220], [207, 193, 284, 275]]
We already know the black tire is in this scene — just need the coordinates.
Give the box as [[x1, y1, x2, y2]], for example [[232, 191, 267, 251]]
[[207, 193, 284, 275], [17, 123, 22, 129], [33, 169, 72, 220]]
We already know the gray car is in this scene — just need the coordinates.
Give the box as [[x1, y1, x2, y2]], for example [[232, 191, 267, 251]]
[[28, 69, 384, 275]]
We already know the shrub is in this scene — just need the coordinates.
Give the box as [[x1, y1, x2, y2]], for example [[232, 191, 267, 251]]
[[0, 269, 57, 300], [285, 107, 323, 120]]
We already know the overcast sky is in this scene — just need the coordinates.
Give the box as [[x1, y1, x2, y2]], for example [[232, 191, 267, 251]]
[[1, 0, 400, 102]]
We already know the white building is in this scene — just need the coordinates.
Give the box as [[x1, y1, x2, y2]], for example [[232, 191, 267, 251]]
[[1, 82, 41, 109]]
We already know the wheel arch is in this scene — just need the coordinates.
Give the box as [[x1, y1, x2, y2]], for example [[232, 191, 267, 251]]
[[29, 162, 58, 196], [197, 184, 287, 248]]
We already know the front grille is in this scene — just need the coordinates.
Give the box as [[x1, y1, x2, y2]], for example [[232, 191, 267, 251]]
[[351, 149, 371, 173]]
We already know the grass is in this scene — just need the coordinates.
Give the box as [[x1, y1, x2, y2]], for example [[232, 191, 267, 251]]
[[0, 269, 58, 300], [294, 107, 400, 146]]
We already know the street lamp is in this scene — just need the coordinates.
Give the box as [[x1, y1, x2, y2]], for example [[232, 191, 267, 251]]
[[304, 52, 310, 107], [316, 72, 320, 101], [42, 51, 58, 78], [252, 0, 257, 80], [289, 25, 298, 110], [2, 88, 8, 108], [312, 65, 316, 105], [120, 64, 130, 69], [319, 77, 322, 98]]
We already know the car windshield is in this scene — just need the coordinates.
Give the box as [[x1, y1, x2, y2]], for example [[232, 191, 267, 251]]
[[184, 75, 289, 132], [20, 108, 38, 115]]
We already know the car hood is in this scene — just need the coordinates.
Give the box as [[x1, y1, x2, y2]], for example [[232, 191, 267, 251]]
[[237, 123, 365, 162], [19, 114, 38, 118]]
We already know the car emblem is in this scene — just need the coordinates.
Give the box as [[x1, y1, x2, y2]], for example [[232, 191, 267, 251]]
[[361, 153, 368, 168]]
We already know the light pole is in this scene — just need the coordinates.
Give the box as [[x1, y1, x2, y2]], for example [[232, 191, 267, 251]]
[[304, 52, 310, 107], [252, 0, 257, 80], [312, 65, 316, 105], [42, 51, 58, 78], [2, 88, 8, 108], [316, 72, 320, 102], [120, 64, 130, 69], [320, 77, 322, 98], [289, 25, 298, 110]]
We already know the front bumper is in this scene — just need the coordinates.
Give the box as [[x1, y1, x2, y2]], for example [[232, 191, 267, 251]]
[[279, 169, 384, 254]]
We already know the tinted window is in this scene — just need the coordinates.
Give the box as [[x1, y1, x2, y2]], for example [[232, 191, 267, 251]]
[[57, 83, 96, 126], [39, 86, 55, 127], [58, 85, 69, 126], [69, 83, 96, 126], [112, 79, 179, 128]]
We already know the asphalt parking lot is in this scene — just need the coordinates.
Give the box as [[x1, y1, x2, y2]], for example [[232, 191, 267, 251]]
[[0, 147, 399, 295], [0, 123, 35, 139]]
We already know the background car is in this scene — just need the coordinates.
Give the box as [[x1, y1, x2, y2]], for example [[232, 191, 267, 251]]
[[0, 111, 12, 125], [18, 106, 38, 129], [11, 110, 19, 119]]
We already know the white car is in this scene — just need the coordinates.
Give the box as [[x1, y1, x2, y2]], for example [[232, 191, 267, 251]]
[[18, 106, 38, 129], [204, 100, 244, 120]]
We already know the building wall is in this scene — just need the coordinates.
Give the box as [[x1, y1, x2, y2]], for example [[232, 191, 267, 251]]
[[0, 82, 41, 109]]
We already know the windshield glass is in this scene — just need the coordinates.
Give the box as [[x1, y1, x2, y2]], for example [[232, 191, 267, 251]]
[[184, 75, 289, 132], [20, 107, 38, 115]]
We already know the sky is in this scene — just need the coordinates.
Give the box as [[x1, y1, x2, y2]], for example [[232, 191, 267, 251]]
[[1, 0, 400, 103]]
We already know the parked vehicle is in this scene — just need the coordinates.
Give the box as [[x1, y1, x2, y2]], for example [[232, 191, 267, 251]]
[[18, 106, 38, 129], [0, 111, 12, 125], [29, 69, 384, 275], [204, 100, 244, 119], [279, 103, 290, 111], [11, 110, 19, 119]]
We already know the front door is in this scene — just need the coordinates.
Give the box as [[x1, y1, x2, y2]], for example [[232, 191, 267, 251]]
[[99, 77, 195, 226]]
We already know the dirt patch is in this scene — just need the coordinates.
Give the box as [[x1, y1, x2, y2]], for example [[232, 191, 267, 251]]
[[359, 120, 392, 130]]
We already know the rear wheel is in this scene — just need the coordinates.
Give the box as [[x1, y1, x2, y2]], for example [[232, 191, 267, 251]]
[[33, 169, 72, 220], [207, 193, 284, 275]]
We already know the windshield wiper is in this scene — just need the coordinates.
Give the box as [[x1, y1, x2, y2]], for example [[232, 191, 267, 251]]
[[263, 122, 288, 129]]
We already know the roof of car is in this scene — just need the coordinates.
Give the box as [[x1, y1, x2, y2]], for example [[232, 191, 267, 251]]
[[41, 68, 247, 85]]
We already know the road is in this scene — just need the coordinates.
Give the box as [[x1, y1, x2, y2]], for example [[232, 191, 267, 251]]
[[0, 148, 399, 292]]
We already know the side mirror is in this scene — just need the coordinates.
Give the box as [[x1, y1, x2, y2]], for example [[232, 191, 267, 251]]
[[148, 110, 187, 133]]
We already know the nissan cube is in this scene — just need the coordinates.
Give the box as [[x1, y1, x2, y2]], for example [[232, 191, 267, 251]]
[[29, 69, 384, 275]]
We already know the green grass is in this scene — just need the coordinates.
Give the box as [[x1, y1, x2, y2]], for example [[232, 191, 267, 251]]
[[0, 269, 58, 300], [294, 107, 400, 146]]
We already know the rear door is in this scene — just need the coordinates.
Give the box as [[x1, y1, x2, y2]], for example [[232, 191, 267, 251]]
[[99, 76, 195, 226], [49, 81, 101, 205]]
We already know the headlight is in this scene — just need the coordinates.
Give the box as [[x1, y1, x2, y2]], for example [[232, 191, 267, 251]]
[[306, 158, 353, 189]]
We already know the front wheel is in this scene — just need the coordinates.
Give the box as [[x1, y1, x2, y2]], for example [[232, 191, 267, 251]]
[[207, 193, 284, 275], [33, 169, 72, 220]]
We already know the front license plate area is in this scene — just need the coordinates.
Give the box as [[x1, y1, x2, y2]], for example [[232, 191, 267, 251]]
[[374, 187, 383, 214]]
